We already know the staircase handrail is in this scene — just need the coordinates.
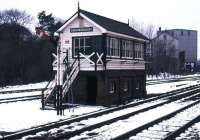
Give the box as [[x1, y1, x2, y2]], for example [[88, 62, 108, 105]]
[[62, 58, 79, 96], [43, 80, 56, 95], [41, 78, 57, 108], [44, 81, 56, 104], [42, 79, 53, 93], [63, 58, 78, 87]]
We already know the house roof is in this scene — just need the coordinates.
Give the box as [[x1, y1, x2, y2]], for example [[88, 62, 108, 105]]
[[57, 9, 148, 41], [79, 9, 148, 40], [165, 29, 197, 32], [153, 31, 179, 41]]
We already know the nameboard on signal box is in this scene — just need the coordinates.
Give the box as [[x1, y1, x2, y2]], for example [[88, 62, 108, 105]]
[[70, 27, 93, 33]]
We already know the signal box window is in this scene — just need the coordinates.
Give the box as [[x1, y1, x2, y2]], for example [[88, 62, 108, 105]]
[[73, 37, 92, 56]]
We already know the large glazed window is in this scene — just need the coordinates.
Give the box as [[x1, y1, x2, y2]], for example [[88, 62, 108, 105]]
[[134, 43, 144, 59], [106, 37, 120, 57], [73, 37, 92, 56], [122, 40, 133, 58]]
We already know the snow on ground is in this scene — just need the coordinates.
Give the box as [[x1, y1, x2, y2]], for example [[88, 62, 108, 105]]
[[0, 100, 104, 134], [0, 91, 41, 99], [147, 78, 200, 94], [0, 81, 48, 92], [0, 74, 200, 136], [176, 122, 200, 140], [147, 73, 181, 81], [146, 73, 200, 81], [69, 101, 193, 140]]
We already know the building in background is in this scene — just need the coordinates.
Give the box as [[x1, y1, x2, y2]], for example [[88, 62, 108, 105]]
[[149, 28, 197, 73]]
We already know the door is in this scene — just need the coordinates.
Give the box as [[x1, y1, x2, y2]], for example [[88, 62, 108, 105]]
[[86, 76, 97, 105]]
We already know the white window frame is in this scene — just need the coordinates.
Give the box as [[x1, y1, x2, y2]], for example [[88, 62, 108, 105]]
[[134, 43, 144, 59], [106, 37, 120, 58], [73, 37, 92, 57], [122, 40, 133, 58]]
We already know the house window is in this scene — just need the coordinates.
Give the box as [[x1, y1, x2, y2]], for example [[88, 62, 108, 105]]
[[188, 31, 190, 36], [73, 37, 92, 56], [146, 44, 152, 57], [122, 40, 133, 58], [163, 35, 167, 40], [107, 37, 120, 57], [134, 43, 144, 59], [109, 81, 116, 94], [181, 31, 184, 36], [171, 31, 174, 37]]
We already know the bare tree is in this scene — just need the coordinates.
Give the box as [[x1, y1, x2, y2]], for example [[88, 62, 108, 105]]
[[0, 9, 34, 26], [129, 18, 156, 39], [144, 24, 155, 39], [129, 18, 157, 76]]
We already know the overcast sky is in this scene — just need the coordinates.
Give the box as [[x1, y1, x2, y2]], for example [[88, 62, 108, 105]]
[[0, 0, 199, 58]]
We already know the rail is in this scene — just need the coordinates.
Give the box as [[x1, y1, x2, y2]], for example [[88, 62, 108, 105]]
[[3, 84, 200, 139]]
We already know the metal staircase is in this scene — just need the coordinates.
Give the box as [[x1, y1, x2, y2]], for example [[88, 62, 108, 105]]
[[42, 58, 80, 109]]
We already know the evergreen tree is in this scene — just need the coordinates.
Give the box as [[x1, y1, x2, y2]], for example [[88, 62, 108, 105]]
[[37, 11, 63, 39]]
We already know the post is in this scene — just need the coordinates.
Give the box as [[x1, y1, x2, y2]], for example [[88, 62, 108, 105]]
[[102, 33, 107, 70], [56, 86, 60, 115], [143, 42, 147, 97], [56, 32, 64, 115], [78, 49, 80, 70], [95, 52, 97, 71]]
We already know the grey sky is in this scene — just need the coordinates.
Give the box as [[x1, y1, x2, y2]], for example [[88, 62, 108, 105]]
[[0, 0, 199, 58]]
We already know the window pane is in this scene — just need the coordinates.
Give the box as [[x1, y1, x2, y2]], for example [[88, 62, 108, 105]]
[[85, 46, 92, 55], [75, 48, 79, 56], [85, 37, 92, 46], [107, 37, 110, 56], [73, 37, 94, 56], [80, 46, 84, 54], [106, 37, 120, 57], [75, 38, 79, 47], [80, 38, 84, 46]]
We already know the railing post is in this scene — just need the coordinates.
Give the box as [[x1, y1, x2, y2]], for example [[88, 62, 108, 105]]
[[95, 52, 97, 71], [56, 85, 60, 115], [78, 50, 80, 70]]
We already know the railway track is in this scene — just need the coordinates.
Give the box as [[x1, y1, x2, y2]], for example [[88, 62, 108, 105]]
[[175, 120, 200, 140], [2, 84, 200, 140], [0, 87, 44, 104], [146, 76, 200, 85], [0, 88, 44, 94], [0, 95, 41, 104], [114, 99, 200, 140], [62, 91, 200, 140]]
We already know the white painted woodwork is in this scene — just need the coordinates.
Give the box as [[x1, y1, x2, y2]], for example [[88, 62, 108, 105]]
[[57, 12, 145, 72]]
